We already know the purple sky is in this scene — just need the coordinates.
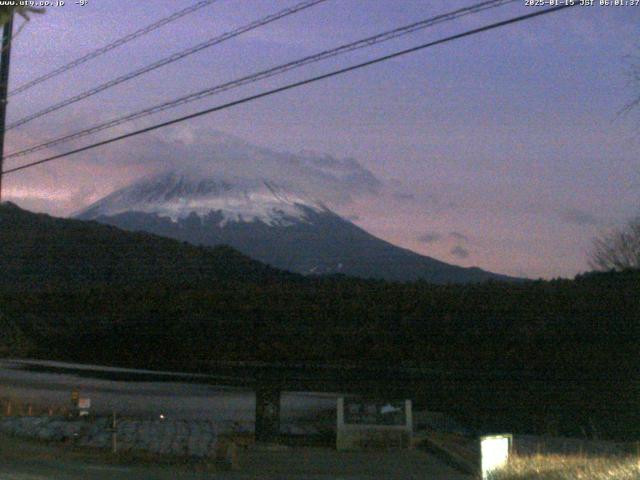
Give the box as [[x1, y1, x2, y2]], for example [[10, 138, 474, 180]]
[[3, 0, 639, 279]]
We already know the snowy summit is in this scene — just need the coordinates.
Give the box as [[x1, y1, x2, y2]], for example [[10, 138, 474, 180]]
[[78, 172, 328, 227]]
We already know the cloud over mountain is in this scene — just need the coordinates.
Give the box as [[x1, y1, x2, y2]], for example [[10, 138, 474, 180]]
[[118, 129, 383, 209]]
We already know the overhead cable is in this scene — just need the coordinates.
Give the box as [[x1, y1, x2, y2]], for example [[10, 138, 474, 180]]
[[9, 0, 220, 96], [3, 4, 577, 176], [5, 0, 515, 160]]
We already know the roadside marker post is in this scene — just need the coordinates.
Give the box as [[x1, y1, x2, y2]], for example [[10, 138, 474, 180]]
[[110, 411, 118, 453], [480, 434, 512, 479]]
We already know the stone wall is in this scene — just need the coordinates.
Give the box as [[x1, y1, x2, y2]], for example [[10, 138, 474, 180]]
[[0, 416, 219, 457]]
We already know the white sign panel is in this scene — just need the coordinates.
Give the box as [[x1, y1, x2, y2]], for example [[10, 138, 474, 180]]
[[336, 397, 413, 450], [480, 434, 511, 479]]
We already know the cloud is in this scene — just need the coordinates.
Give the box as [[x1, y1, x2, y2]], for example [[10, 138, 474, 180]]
[[561, 208, 601, 227], [126, 128, 384, 207], [393, 192, 415, 201], [10, 127, 383, 214], [449, 231, 468, 242], [303, 154, 382, 196], [450, 245, 470, 259], [417, 233, 442, 244]]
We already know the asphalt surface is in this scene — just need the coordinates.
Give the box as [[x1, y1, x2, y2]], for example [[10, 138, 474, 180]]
[[0, 432, 472, 480], [0, 452, 473, 480], [0, 360, 337, 423]]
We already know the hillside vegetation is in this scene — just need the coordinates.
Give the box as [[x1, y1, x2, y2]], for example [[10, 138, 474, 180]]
[[0, 203, 638, 440]]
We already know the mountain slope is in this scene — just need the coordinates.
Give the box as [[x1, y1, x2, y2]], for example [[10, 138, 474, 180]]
[[77, 172, 514, 283], [0, 202, 294, 289]]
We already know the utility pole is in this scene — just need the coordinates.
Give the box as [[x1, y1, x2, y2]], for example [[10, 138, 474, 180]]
[[0, 13, 13, 202]]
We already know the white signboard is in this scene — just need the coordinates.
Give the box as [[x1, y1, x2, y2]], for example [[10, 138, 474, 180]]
[[480, 434, 512, 479], [78, 397, 91, 416], [337, 397, 413, 450]]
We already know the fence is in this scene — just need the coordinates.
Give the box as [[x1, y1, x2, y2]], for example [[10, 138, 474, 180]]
[[0, 396, 71, 418]]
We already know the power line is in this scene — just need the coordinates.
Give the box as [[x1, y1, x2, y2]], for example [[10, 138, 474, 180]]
[[4, 0, 328, 132], [2, 4, 577, 177], [5, 0, 516, 161], [9, 0, 219, 97]]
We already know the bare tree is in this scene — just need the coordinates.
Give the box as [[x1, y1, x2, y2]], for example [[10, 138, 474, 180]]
[[621, 55, 640, 114], [590, 216, 640, 271]]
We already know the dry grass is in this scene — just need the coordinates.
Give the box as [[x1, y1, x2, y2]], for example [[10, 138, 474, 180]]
[[490, 454, 640, 480]]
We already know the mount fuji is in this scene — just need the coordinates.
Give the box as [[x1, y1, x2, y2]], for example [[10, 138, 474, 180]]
[[76, 170, 511, 283]]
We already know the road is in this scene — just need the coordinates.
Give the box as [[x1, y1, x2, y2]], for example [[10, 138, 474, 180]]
[[0, 452, 471, 480], [0, 439, 473, 480], [0, 360, 337, 424]]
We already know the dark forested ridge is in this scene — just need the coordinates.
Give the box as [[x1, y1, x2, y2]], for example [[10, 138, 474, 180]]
[[0, 203, 638, 439], [0, 202, 297, 288]]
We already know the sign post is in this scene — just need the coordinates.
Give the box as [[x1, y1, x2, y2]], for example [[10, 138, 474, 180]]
[[70, 388, 79, 407], [77, 397, 91, 417], [255, 385, 281, 443]]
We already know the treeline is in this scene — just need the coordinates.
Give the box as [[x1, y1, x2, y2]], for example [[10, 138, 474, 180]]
[[2, 271, 636, 372], [1, 270, 637, 439]]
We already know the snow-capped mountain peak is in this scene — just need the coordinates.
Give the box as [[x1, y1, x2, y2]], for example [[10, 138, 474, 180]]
[[76, 168, 513, 283], [78, 171, 327, 227]]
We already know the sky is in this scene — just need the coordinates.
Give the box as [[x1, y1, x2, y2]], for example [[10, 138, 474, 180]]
[[2, 0, 639, 279]]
